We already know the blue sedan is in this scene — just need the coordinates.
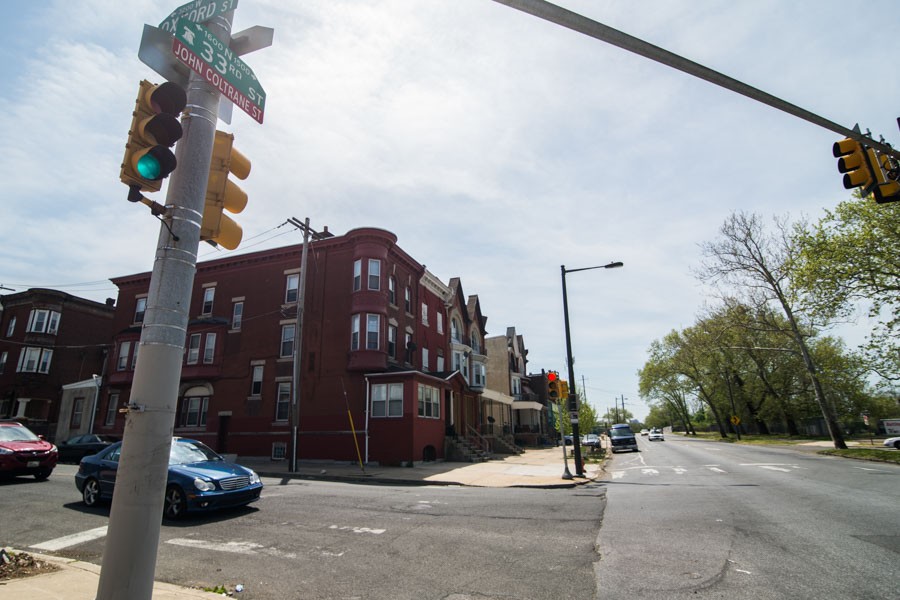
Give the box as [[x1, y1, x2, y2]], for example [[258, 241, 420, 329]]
[[75, 437, 263, 519]]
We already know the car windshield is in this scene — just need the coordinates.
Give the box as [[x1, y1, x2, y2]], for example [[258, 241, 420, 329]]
[[609, 428, 634, 438], [0, 425, 40, 442], [169, 440, 222, 465]]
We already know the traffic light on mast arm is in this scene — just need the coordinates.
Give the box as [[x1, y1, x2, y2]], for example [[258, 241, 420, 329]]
[[200, 131, 251, 250], [871, 149, 900, 204], [547, 371, 561, 402], [833, 137, 875, 193], [120, 80, 186, 193]]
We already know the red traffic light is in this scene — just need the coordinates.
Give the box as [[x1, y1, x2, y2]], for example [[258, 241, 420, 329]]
[[547, 371, 558, 382]]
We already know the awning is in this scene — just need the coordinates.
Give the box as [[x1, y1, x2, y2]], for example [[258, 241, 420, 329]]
[[512, 400, 543, 412], [481, 388, 514, 406]]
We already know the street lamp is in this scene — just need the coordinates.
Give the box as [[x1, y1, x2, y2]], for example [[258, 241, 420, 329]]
[[561, 261, 623, 476]]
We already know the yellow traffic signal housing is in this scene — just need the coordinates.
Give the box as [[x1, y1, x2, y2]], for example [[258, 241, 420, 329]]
[[833, 138, 875, 192], [120, 80, 186, 193], [201, 131, 250, 250], [872, 150, 900, 204], [547, 371, 561, 402]]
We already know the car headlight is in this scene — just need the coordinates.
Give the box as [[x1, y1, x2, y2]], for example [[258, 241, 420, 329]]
[[50, 445, 58, 452], [249, 471, 260, 485], [0, 447, 12, 455], [193, 477, 215, 492]]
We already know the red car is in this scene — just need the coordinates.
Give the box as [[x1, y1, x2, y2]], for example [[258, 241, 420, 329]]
[[0, 421, 58, 480]]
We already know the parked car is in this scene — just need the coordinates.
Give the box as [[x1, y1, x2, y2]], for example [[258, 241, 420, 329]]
[[608, 424, 639, 453], [883, 436, 900, 450], [648, 429, 665, 441], [0, 421, 58, 480], [640, 429, 650, 436], [58, 434, 120, 463], [75, 437, 263, 519], [583, 434, 601, 448]]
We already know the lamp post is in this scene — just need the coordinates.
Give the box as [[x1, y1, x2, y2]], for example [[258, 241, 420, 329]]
[[561, 261, 623, 476]]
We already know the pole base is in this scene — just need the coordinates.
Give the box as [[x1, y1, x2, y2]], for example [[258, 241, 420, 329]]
[[562, 467, 573, 480]]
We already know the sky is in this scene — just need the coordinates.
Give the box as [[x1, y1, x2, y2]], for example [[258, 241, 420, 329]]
[[2, 0, 899, 423]]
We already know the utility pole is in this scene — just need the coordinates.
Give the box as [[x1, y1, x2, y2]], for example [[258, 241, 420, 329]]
[[285, 217, 329, 472], [95, 12, 229, 600]]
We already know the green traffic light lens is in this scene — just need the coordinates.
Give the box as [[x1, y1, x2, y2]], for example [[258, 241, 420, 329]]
[[136, 154, 162, 180]]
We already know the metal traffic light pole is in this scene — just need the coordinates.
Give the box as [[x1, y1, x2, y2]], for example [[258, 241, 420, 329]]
[[95, 12, 230, 600]]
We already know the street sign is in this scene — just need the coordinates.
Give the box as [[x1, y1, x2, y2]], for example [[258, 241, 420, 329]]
[[730, 415, 741, 426], [171, 18, 266, 124], [159, 0, 238, 33]]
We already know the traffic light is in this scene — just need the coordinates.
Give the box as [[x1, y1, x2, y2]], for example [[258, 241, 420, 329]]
[[560, 380, 571, 409], [833, 138, 875, 192], [120, 80, 186, 193], [871, 150, 900, 204], [200, 131, 250, 250], [547, 371, 560, 402]]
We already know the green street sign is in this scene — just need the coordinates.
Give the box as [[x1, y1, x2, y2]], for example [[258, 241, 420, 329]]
[[159, 0, 238, 33], [171, 17, 266, 124]]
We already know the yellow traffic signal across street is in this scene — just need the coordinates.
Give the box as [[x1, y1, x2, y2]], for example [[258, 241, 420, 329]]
[[833, 137, 874, 192], [200, 131, 251, 250]]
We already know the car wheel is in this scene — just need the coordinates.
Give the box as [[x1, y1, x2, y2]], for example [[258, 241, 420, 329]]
[[82, 478, 101, 507], [164, 485, 187, 520], [34, 468, 52, 481], [894, 440, 900, 450]]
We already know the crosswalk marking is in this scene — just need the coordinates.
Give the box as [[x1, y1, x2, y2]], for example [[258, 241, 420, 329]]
[[708, 467, 727, 473], [32, 526, 108, 551]]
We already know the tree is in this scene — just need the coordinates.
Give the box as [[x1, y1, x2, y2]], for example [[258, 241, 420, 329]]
[[697, 212, 848, 449], [794, 195, 900, 381]]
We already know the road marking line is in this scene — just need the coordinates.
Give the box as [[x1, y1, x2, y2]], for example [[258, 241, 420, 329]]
[[759, 465, 791, 473], [329, 525, 385, 535], [708, 467, 727, 473], [167, 538, 263, 555], [612, 471, 625, 479], [32, 526, 108, 551], [673, 468, 687, 475], [641, 469, 659, 476]]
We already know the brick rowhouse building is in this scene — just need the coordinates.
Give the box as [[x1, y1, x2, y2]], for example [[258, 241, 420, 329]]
[[103, 227, 491, 465]]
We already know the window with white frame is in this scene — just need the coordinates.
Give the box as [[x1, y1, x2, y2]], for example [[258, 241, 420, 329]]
[[27, 309, 61, 335], [436, 354, 444, 371], [421, 302, 429, 326], [286, 273, 300, 303], [404, 286, 411, 312], [275, 382, 291, 421], [473, 362, 485, 387], [387, 325, 397, 359], [250, 365, 264, 396], [5, 316, 15, 337], [350, 314, 360, 350], [422, 347, 429, 371], [352, 259, 362, 291], [437, 312, 443, 334], [366, 314, 380, 350], [471, 331, 481, 354], [451, 318, 461, 343], [418, 384, 440, 418], [180, 396, 208, 427], [134, 297, 147, 323], [203, 333, 216, 364], [186, 334, 201, 364], [18, 348, 52, 373], [117, 341, 131, 371], [404, 333, 412, 362], [0, 351, 7, 374], [202, 287, 215, 315], [371, 382, 403, 417], [105, 392, 119, 426], [232, 301, 243, 330], [71, 397, 84, 429], [388, 277, 396, 305], [368, 259, 381, 290], [131, 343, 139, 370], [280, 325, 295, 358]]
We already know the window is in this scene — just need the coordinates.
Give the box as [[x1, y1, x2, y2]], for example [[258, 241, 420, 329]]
[[105, 393, 119, 426], [404, 333, 412, 362], [186, 334, 201, 364], [471, 331, 481, 354], [451, 318, 461, 343], [202, 287, 215, 315], [71, 397, 85, 429], [371, 383, 404, 417], [437, 312, 443, 334], [17, 347, 52, 373], [0, 351, 6, 374], [368, 259, 381, 290], [473, 362, 485, 387], [418, 384, 440, 418], [251, 365, 264, 396], [350, 315, 360, 350], [180, 396, 208, 427], [437, 354, 444, 371], [366, 314, 380, 350], [275, 382, 291, 421], [387, 325, 397, 359], [5, 316, 15, 337], [422, 347, 429, 372], [232, 301, 243, 330], [280, 325, 295, 358], [352, 259, 362, 291], [203, 333, 217, 364], [26, 309, 61, 334], [134, 297, 147, 323], [117, 341, 131, 371], [388, 277, 396, 305], [404, 287, 411, 312], [286, 273, 300, 303], [131, 343, 139, 370], [421, 302, 429, 326]]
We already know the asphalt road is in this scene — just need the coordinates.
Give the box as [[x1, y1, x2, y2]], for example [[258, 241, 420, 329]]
[[596, 434, 900, 600], [0, 464, 607, 600]]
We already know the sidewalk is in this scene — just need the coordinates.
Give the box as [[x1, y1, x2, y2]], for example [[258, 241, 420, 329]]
[[1, 446, 605, 600]]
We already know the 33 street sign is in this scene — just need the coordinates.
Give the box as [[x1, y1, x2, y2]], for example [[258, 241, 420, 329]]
[[171, 17, 266, 124]]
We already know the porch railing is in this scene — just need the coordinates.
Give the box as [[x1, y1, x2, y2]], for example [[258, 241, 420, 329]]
[[466, 425, 491, 453]]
